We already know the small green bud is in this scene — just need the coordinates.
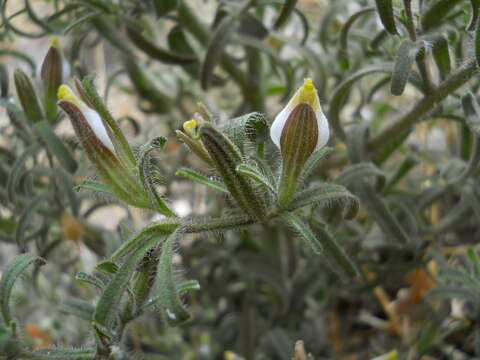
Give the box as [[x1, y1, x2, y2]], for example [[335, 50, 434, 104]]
[[176, 118, 215, 166], [41, 38, 68, 122], [14, 68, 43, 123]]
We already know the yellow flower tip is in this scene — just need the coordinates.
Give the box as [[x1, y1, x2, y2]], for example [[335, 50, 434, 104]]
[[302, 78, 314, 91], [50, 37, 60, 48], [386, 349, 398, 360], [373, 349, 398, 360], [224, 351, 236, 360], [183, 119, 198, 137], [294, 78, 319, 109], [57, 85, 81, 105]]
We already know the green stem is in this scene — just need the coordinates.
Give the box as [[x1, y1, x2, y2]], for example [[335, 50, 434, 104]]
[[132, 246, 160, 312], [403, 0, 435, 94], [184, 215, 256, 233], [368, 59, 477, 150], [256, 143, 265, 159], [402, 0, 416, 40], [319, 60, 478, 173], [245, 46, 265, 112], [277, 167, 299, 207]]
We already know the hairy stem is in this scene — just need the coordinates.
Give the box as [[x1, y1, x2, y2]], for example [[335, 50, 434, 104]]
[[319, 60, 478, 173], [369, 59, 477, 149]]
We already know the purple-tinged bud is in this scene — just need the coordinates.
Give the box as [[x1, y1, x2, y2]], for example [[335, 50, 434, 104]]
[[57, 85, 151, 209]]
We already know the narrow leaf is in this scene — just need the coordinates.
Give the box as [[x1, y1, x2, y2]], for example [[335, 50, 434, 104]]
[[34, 120, 78, 173], [236, 164, 276, 194], [95, 261, 119, 275], [156, 231, 192, 325], [467, 248, 480, 277], [299, 146, 333, 183], [336, 163, 386, 191], [384, 155, 418, 192], [111, 221, 180, 260], [94, 235, 166, 329], [75, 272, 104, 290], [20, 348, 95, 359], [153, 0, 177, 17], [356, 182, 409, 244], [15, 194, 48, 248], [176, 168, 228, 193], [476, 14, 480, 68], [282, 213, 322, 254], [374, 0, 397, 34], [273, 0, 298, 30], [328, 63, 392, 141], [125, 24, 197, 65], [421, 0, 462, 30], [288, 183, 359, 219], [312, 220, 359, 278], [74, 180, 111, 194], [467, 0, 480, 31], [201, 16, 237, 89], [430, 35, 451, 81], [461, 92, 480, 135], [60, 298, 95, 321], [340, 7, 376, 59], [0, 253, 45, 324], [391, 40, 424, 96]]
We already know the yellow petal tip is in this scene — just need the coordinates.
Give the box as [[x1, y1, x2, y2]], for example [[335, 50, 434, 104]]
[[50, 37, 59, 48], [183, 120, 198, 137], [57, 85, 80, 105], [294, 78, 318, 109], [302, 78, 314, 91]]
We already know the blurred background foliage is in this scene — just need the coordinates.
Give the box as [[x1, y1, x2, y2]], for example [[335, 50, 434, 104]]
[[2, 0, 480, 359]]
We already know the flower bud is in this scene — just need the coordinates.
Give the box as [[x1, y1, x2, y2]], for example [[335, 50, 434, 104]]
[[199, 124, 267, 220], [14, 68, 43, 123], [58, 85, 114, 151], [270, 79, 330, 206], [41, 38, 70, 122], [57, 85, 151, 209], [176, 118, 214, 166]]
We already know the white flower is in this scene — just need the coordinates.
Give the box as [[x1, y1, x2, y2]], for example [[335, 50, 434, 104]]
[[270, 78, 329, 152], [57, 85, 115, 152]]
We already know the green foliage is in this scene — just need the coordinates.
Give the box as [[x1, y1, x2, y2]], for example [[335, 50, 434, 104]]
[[2, 0, 480, 359]]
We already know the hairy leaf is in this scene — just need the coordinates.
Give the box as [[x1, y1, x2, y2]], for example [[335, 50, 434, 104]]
[[0, 253, 45, 325]]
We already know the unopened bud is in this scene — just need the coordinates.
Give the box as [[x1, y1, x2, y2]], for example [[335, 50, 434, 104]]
[[183, 119, 198, 138], [200, 124, 267, 220], [58, 85, 151, 209], [176, 118, 214, 166], [14, 68, 43, 123], [271, 79, 330, 206], [58, 85, 114, 151], [41, 38, 70, 122]]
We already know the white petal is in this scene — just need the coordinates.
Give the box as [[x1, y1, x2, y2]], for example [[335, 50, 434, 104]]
[[82, 105, 115, 152], [270, 101, 294, 149], [315, 109, 330, 151], [270, 78, 330, 151], [61, 60, 70, 82]]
